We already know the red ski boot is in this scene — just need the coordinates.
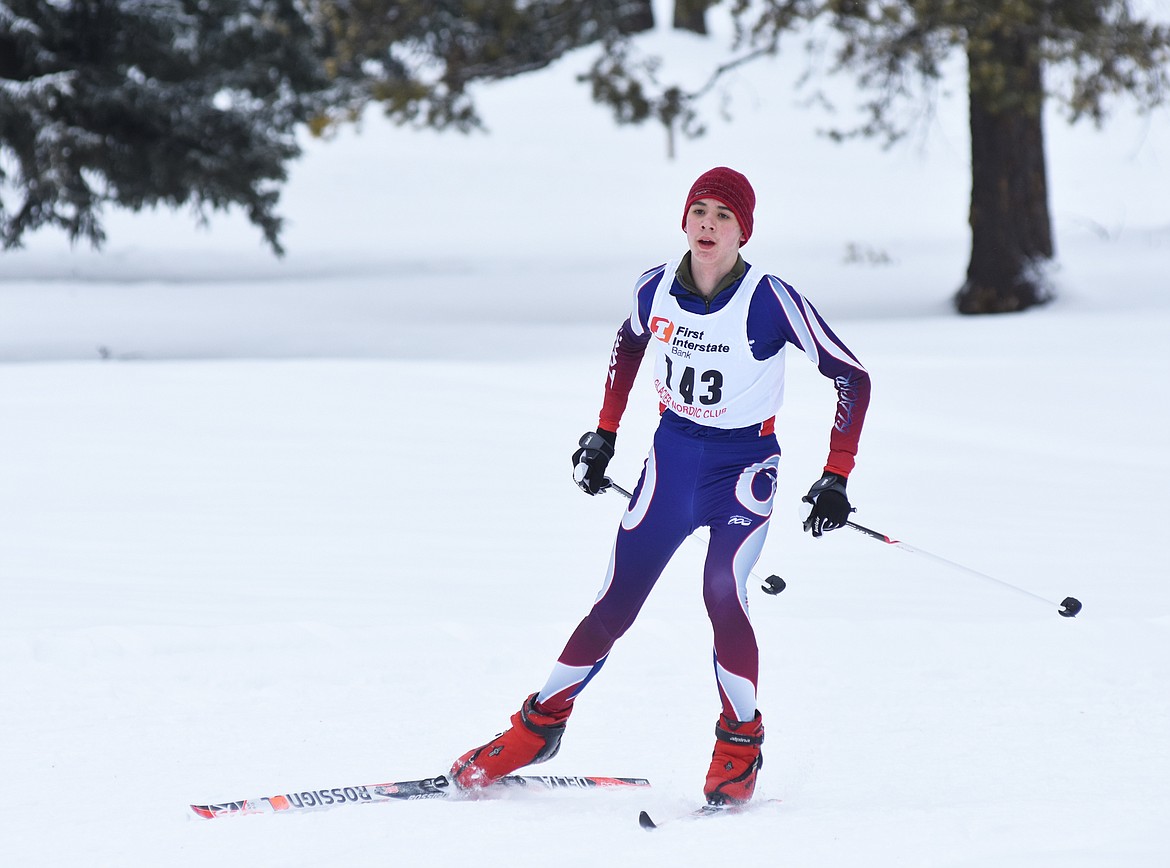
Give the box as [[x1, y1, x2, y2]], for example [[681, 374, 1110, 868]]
[[449, 694, 572, 790], [703, 710, 764, 806]]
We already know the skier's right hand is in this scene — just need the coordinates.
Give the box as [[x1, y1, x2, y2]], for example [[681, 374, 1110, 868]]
[[571, 429, 616, 495]]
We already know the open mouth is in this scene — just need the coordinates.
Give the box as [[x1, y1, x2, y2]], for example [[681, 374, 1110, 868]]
[[697, 238, 716, 250]]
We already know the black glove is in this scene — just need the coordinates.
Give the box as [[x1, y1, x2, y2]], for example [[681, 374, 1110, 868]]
[[802, 472, 852, 537], [571, 429, 616, 495]]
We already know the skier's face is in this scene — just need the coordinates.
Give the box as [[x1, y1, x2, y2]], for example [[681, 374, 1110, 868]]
[[684, 198, 743, 266]]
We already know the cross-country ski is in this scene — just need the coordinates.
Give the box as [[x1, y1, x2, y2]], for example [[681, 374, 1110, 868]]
[[638, 798, 781, 830], [191, 774, 651, 819]]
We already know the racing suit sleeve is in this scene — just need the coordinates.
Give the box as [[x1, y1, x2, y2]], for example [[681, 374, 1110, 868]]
[[598, 322, 650, 432], [595, 264, 663, 433], [748, 275, 871, 477]]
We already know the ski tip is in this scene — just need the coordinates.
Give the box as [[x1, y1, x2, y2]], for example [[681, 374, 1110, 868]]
[[637, 810, 658, 830]]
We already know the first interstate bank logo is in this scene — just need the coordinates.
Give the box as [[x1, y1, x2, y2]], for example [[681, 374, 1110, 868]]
[[650, 316, 677, 342], [649, 316, 731, 356]]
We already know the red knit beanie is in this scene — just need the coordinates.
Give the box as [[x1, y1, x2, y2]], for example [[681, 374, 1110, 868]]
[[681, 167, 756, 245]]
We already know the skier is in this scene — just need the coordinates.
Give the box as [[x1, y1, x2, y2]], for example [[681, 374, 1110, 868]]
[[450, 167, 871, 806]]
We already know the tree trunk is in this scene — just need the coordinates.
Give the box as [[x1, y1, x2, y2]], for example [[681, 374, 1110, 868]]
[[618, 0, 655, 34], [673, 0, 712, 34], [956, 24, 1054, 314]]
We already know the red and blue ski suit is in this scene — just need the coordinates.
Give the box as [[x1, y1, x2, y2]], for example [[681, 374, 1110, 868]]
[[537, 257, 870, 722]]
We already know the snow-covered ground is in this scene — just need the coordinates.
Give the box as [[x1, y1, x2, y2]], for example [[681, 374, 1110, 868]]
[[2, 12, 1168, 867]]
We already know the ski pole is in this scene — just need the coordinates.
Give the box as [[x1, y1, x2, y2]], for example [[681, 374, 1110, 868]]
[[845, 520, 1082, 618], [602, 480, 787, 596]]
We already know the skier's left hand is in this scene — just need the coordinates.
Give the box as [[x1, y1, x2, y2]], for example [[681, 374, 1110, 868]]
[[801, 472, 852, 537]]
